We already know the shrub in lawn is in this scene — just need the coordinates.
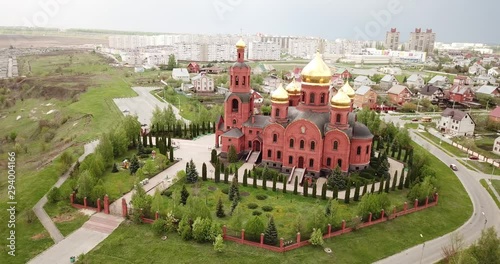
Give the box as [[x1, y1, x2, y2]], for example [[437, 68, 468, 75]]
[[47, 187, 61, 204], [261, 205, 273, 212], [256, 194, 268, 200], [161, 189, 173, 197], [247, 203, 259, 209], [221, 187, 229, 195], [152, 218, 168, 236], [252, 210, 262, 216]]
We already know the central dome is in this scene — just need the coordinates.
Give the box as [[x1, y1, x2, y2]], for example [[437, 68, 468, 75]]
[[286, 79, 301, 95], [236, 38, 246, 48], [330, 89, 351, 108], [271, 84, 289, 104], [301, 52, 332, 85]]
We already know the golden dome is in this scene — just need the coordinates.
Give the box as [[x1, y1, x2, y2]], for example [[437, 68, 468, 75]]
[[330, 89, 351, 108], [340, 80, 355, 99], [236, 38, 246, 48], [285, 79, 301, 95], [271, 84, 289, 104], [300, 52, 332, 85]]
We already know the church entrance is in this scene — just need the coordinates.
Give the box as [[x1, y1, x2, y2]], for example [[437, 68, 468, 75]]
[[298, 156, 304, 168], [252, 140, 261, 152]]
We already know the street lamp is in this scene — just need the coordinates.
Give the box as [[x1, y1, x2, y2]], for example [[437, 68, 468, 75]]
[[419, 234, 425, 264]]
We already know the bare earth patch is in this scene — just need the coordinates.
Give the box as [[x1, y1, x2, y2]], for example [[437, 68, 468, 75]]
[[31, 232, 48, 240], [52, 212, 78, 223]]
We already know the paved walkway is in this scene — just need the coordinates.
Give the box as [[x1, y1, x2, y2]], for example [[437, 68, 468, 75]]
[[32, 140, 99, 244], [28, 213, 123, 264]]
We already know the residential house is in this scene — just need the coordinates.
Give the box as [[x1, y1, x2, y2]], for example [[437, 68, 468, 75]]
[[476, 75, 497, 85], [187, 62, 200, 73], [334, 68, 351, 79], [387, 84, 412, 105], [380, 74, 398, 90], [284, 67, 303, 81], [172, 68, 191, 82], [191, 72, 215, 93], [428, 75, 449, 87], [488, 67, 500, 77], [438, 108, 475, 136], [419, 84, 444, 102], [469, 63, 486, 75], [406, 74, 425, 89], [252, 64, 276, 75], [262, 75, 282, 92], [353, 86, 378, 109], [489, 106, 500, 123], [331, 75, 345, 88], [252, 90, 263, 106], [353, 75, 375, 89], [453, 75, 472, 86], [492, 136, 500, 155], [449, 85, 474, 103], [378, 66, 402, 75], [200, 66, 225, 74], [475, 85, 500, 97]]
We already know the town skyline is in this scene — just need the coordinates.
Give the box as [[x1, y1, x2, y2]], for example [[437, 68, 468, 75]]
[[0, 0, 498, 44]]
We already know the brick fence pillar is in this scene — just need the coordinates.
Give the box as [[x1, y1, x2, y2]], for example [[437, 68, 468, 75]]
[[328, 224, 332, 236], [425, 197, 429, 207], [70, 192, 75, 204], [155, 211, 159, 220], [368, 213, 372, 223], [97, 198, 101, 212], [296, 232, 301, 243], [393, 206, 397, 216], [241, 229, 245, 241], [104, 195, 110, 214], [83, 197, 87, 208], [435, 193, 439, 205], [260, 233, 264, 245], [222, 225, 227, 239], [381, 209, 385, 219], [404, 202, 408, 212], [414, 199, 419, 209], [341, 220, 346, 233], [121, 198, 127, 217], [280, 238, 284, 249]]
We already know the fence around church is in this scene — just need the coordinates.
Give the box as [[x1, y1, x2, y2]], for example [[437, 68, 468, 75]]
[[131, 193, 439, 253]]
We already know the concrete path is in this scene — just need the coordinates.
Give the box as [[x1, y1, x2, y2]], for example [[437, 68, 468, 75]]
[[28, 213, 123, 264], [113, 86, 189, 126], [32, 140, 100, 244]]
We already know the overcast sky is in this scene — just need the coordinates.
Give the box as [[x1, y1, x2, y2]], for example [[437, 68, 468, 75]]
[[0, 0, 498, 44]]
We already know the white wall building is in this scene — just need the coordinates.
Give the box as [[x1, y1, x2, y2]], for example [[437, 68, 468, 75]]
[[248, 41, 280, 60], [172, 68, 190, 82], [437, 108, 475, 136], [191, 73, 214, 93]]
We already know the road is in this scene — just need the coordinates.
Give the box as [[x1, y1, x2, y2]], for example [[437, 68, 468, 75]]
[[375, 131, 500, 264], [113, 86, 189, 126]]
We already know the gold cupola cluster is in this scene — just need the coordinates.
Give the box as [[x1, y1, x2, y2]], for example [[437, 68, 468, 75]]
[[330, 89, 351, 108], [271, 84, 289, 104], [340, 80, 355, 99], [236, 38, 246, 48], [285, 79, 301, 95], [300, 52, 332, 85]]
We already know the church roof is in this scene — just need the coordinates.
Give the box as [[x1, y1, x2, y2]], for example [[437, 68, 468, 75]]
[[287, 108, 330, 136], [243, 115, 271, 128], [222, 128, 244, 138], [352, 122, 374, 139], [232, 61, 250, 69]]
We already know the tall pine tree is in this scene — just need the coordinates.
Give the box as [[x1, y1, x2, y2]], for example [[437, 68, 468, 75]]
[[216, 197, 225, 218], [293, 177, 298, 195], [243, 169, 248, 187], [202, 163, 207, 181], [312, 182, 317, 198], [344, 181, 351, 204], [303, 180, 309, 197], [224, 168, 229, 184], [321, 183, 327, 200], [353, 182, 360, 201], [391, 171, 398, 191], [398, 170, 405, 190], [264, 216, 278, 246], [362, 182, 368, 196]]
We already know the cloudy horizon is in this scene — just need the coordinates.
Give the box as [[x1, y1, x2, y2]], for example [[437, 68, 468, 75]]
[[0, 0, 498, 44]]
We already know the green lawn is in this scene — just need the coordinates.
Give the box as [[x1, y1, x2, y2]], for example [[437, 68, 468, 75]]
[[81, 141, 472, 263], [491, 180, 500, 195], [416, 131, 467, 158], [479, 179, 500, 209], [43, 202, 90, 237]]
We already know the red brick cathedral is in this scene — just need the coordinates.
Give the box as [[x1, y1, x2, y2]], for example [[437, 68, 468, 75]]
[[215, 39, 373, 177]]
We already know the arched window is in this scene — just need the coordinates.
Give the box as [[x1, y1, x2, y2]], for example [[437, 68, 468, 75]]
[[277, 151, 282, 160], [289, 139, 294, 148], [273, 134, 278, 143], [309, 159, 314, 167], [320, 93, 325, 104], [336, 114, 341, 123], [275, 108, 280, 117], [242, 76, 246, 85], [235, 76, 239, 85], [267, 149, 272, 158], [333, 141, 338, 150], [288, 156, 293, 164], [337, 159, 342, 168], [366, 145, 370, 154], [301, 92, 305, 102], [300, 140, 305, 149], [310, 141, 316, 151], [238, 53, 241, 59], [232, 99, 239, 112], [310, 93, 315, 103], [326, 158, 331, 166], [232, 119, 237, 125], [357, 146, 361, 155]]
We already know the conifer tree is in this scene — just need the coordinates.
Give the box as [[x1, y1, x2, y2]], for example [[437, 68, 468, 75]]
[[398, 170, 405, 190], [169, 147, 174, 162], [353, 182, 360, 201], [333, 186, 339, 199], [303, 180, 309, 197], [312, 182, 317, 198], [186, 159, 199, 183], [272, 175, 277, 191], [202, 163, 207, 181], [214, 165, 220, 183], [362, 182, 368, 196], [321, 183, 327, 200], [262, 167, 268, 190], [264, 216, 278, 246], [293, 177, 298, 195], [378, 177, 384, 194], [228, 176, 240, 202], [216, 197, 225, 218], [283, 177, 287, 194], [180, 185, 189, 205], [391, 171, 398, 191], [253, 173, 258, 189], [384, 175, 391, 193], [224, 168, 229, 184], [370, 179, 376, 193], [243, 169, 248, 187], [344, 181, 351, 204]]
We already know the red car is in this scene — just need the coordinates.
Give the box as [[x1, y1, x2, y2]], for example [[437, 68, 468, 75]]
[[469, 155, 479, 160], [411, 118, 419, 122]]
